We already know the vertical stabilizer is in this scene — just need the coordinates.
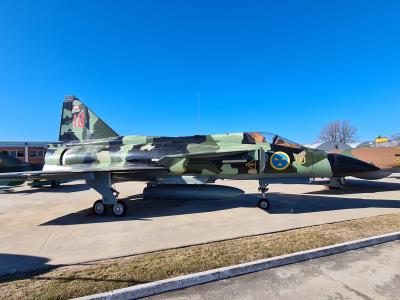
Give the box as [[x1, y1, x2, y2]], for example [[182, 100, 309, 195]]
[[59, 95, 119, 142]]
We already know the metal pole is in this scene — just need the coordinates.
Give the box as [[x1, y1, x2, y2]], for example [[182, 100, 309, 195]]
[[197, 92, 200, 133], [24, 142, 29, 163]]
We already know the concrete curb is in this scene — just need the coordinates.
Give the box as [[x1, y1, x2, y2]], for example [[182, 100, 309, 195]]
[[76, 231, 400, 300]]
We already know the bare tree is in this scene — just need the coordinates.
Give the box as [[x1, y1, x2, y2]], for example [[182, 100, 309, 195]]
[[318, 120, 357, 143]]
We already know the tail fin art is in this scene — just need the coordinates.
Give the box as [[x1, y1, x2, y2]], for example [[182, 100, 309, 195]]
[[59, 95, 119, 142]]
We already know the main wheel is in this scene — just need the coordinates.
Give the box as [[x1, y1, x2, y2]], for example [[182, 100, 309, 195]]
[[93, 200, 106, 216], [258, 198, 270, 210], [112, 201, 128, 217]]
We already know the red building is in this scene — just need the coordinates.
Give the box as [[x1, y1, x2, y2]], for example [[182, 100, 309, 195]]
[[0, 141, 53, 167]]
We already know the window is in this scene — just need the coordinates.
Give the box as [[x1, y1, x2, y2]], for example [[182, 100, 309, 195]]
[[17, 151, 24, 158], [246, 132, 303, 149], [30, 150, 45, 157], [8, 150, 17, 157], [273, 136, 303, 149]]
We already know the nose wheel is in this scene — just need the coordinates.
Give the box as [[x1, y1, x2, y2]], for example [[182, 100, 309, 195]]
[[257, 182, 271, 211], [258, 198, 270, 210]]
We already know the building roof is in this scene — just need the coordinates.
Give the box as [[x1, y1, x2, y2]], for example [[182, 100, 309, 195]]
[[0, 141, 55, 147]]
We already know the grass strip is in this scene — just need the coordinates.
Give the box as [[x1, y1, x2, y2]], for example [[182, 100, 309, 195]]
[[1, 213, 400, 300]]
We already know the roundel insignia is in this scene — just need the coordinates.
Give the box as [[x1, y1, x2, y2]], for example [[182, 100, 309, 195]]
[[270, 151, 291, 171]]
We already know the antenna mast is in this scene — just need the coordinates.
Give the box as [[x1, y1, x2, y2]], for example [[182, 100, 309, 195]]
[[197, 92, 200, 133]]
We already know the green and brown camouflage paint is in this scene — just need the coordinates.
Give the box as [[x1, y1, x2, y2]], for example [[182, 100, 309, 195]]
[[43, 96, 382, 183]]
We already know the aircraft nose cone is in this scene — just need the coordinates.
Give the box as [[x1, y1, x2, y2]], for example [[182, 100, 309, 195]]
[[327, 153, 380, 177]]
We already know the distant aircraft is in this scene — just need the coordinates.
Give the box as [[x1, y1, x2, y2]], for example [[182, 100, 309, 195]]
[[0, 152, 61, 190], [306, 139, 400, 188], [328, 142, 400, 187], [0, 152, 28, 190], [0, 96, 392, 216]]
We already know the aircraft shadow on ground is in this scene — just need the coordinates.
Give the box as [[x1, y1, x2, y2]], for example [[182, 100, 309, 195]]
[[40, 194, 258, 226], [263, 193, 400, 214], [0, 253, 145, 285], [41, 187, 400, 226], [307, 179, 400, 195], [0, 253, 51, 280], [9, 183, 89, 195]]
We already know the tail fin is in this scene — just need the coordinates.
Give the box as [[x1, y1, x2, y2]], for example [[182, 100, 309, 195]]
[[59, 95, 119, 142]]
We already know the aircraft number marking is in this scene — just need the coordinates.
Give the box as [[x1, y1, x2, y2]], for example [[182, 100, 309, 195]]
[[295, 155, 306, 165], [73, 112, 85, 128]]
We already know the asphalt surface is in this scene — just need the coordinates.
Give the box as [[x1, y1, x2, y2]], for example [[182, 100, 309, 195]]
[[0, 176, 400, 275], [148, 240, 400, 300]]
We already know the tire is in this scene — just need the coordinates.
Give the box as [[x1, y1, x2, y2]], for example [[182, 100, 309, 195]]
[[93, 200, 106, 216], [258, 198, 270, 210], [112, 201, 128, 217]]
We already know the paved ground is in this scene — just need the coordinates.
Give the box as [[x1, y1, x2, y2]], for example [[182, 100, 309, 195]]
[[0, 176, 399, 275], [149, 240, 400, 300]]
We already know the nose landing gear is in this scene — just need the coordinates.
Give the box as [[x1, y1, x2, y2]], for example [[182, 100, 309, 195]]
[[257, 182, 271, 210]]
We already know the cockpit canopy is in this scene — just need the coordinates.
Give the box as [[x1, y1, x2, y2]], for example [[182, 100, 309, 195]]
[[245, 132, 304, 149]]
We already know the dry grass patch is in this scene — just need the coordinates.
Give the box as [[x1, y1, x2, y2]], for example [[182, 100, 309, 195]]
[[1, 213, 400, 299]]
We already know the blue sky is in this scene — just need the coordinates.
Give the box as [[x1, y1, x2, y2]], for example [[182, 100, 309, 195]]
[[0, 0, 399, 143]]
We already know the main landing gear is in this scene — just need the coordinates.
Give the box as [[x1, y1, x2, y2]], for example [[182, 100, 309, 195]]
[[257, 181, 271, 210], [92, 199, 127, 217], [86, 173, 128, 217]]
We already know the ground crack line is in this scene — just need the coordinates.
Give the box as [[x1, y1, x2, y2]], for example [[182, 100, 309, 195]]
[[37, 226, 56, 256], [324, 272, 374, 300]]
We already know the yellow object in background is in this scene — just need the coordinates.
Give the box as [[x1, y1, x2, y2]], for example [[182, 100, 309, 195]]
[[375, 137, 389, 143]]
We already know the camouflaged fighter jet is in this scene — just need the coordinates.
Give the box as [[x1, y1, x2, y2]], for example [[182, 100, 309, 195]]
[[0, 151, 63, 190], [0, 96, 383, 216], [0, 152, 27, 190]]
